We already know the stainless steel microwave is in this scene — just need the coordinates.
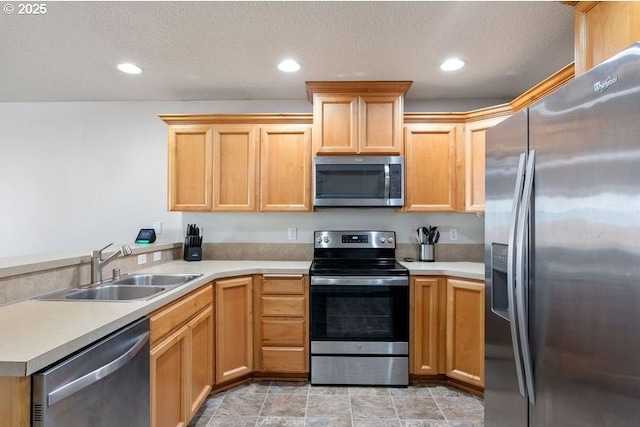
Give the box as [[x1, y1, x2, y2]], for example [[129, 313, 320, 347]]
[[313, 156, 404, 207]]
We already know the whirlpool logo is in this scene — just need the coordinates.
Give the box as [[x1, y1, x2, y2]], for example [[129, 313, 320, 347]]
[[593, 74, 618, 93]]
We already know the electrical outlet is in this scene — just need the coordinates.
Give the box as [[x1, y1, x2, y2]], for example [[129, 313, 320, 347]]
[[153, 221, 162, 235], [450, 228, 458, 241], [137, 254, 147, 265], [288, 227, 297, 240], [153, 251, 161, 262]]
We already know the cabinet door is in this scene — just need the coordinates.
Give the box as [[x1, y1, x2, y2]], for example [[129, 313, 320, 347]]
[[404, 124, 459, 211], [212, 125, 258, 211], [359, 95, 403, 154], [312, 94, 358, 154], [187, 306, 213, 420], [167, 125, 213, 211], [215, 276, 253, 383], [260, 125, 312, 211], [445, 278, 485, 387], [411, 277, 442, 375], [574, 1, 640, 75], [0, 377, 30, 427], [151, 325, 189, 427], [463, 116, 509, 212]]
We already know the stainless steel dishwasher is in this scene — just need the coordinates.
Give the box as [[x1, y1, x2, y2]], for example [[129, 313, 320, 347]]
[[32, 317, 150, 427]]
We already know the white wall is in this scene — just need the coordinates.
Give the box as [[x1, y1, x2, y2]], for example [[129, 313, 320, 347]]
[[0, 99, 484, 259]]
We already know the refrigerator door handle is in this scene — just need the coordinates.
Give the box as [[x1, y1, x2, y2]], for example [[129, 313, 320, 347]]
[[507, 152, 528, 398], [516, 149, 536, 405]]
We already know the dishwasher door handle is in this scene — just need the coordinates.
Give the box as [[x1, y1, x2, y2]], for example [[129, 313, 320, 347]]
[[47, 331, 149, 406]]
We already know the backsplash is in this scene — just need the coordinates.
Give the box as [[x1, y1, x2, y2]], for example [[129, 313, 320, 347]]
[[204, 242, 483, 262]]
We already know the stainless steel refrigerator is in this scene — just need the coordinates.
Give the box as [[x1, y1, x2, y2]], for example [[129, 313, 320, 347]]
[[484, 42, 640, 427]]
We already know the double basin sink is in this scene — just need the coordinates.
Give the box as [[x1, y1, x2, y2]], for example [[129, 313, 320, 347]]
[[37, 273, 202, 302]]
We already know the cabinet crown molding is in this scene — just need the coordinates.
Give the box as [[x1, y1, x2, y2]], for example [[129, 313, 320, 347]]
[[305, 81, 413, 103], [159, 114, 313, 126]]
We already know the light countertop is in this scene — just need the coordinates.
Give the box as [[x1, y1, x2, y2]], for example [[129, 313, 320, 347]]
[[400, 261, 484, 280], [0, 260, 483, 377]]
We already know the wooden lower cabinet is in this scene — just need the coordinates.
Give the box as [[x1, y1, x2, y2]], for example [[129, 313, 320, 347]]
[[215, 276, 253, 383], [150, 285, 213, 427], [188, 306, 214, 419], [256, 274, 308, 374], [151, 325, 189, 427], [0, 376, 30, 427], [410, 276, 485, 389], [410, 276, 444, 375], [445, 278, 485, 387]]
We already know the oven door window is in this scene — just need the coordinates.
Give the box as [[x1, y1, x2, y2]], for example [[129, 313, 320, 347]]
[[315, 164, 386, 199], [310, 285, 408, 342]]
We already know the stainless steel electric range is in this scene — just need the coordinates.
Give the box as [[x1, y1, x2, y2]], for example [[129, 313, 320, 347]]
[[309, 230, 409, 386]]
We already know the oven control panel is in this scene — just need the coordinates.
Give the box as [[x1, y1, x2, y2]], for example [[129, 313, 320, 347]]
[[314, 230, 396, 249]]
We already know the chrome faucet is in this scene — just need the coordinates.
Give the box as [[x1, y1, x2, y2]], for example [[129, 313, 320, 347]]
[[91, 243, 133, 284]]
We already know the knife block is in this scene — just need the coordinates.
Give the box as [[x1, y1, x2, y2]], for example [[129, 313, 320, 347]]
[[183, 246, 202, 262]]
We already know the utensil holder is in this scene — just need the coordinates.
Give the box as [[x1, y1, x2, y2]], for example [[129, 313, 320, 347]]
[[419, 244, 435, 262], [183, 246, 202, 262]]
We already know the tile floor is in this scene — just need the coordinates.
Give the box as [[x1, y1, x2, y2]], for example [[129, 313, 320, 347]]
[[188, 381, 484, 427]]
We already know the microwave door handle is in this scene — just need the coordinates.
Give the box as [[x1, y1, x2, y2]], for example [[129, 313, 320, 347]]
[[384, 164, 390, 198]]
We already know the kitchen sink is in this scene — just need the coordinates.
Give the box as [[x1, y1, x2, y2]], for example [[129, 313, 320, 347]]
[[36, 273, 202, 302], [111, 273, 202, 287], [65, 285, 167, 301]]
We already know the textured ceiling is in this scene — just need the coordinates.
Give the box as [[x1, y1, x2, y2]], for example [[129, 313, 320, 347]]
[[0, 1, 575, 102]]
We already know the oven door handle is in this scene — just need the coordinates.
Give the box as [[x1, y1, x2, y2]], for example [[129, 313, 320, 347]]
[[310, 276, 408, 286]]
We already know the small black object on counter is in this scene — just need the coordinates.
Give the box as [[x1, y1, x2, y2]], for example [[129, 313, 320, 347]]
[[184, 224, 202, 261]]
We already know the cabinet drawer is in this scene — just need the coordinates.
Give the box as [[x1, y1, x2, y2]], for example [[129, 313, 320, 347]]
[[262, 275, 305, 295], [262, 318, 305, 346], [150, 285, 212, 346], [261, 347, 306, 373], [261, 295, 305, 317]]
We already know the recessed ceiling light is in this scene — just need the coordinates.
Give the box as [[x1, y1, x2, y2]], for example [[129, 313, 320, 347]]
[[117, 63, 143, 74], [440, 58, 465, 72], [278, 59, 301, 72]]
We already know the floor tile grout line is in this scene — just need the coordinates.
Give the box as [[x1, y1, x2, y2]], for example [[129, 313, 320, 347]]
[[253, 381, 272, 426], [303, 384, 309, 426], [389, 386, 403, 425]]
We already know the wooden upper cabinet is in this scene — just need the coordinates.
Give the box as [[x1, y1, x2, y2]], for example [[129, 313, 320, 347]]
[[307, 81, 411, 155], [462, 116, 510, 212], [574, 1, 640, 75], [359, 95, 404, 154], [312, 95, 358, 154], [260, 125, 312, 211], [167, 125, 213, 211], [212, 125, 258, 211], [404, 123, 460, 212], [161, 115, 314, 212]]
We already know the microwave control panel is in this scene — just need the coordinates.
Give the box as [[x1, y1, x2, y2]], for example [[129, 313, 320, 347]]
[[390, 165, 403, 198]]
